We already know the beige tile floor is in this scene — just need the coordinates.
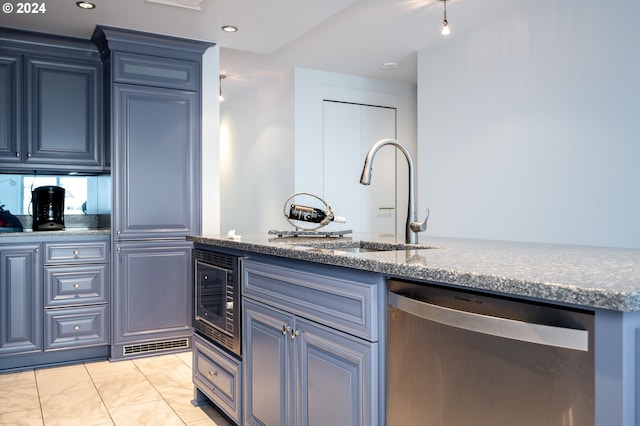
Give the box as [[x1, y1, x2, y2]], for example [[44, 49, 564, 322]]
[[0, 352, 232, 426]]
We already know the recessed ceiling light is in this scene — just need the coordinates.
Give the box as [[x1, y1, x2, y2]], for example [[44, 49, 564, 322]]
[[221, 25, 238, 33], [380, 62, 399, 70], [76, 1, 96, 9]]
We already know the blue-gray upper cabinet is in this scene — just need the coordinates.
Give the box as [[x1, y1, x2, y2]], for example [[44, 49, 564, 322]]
[[111, 83, 198, 239], [0, 51, 21, 163], [112, 51, 198, 90], [24, 55, 103, 169], [92, 25, 212, 240], [0, 28, 104, 172]]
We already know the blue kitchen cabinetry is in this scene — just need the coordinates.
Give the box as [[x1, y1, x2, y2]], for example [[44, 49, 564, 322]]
[[0, 28, 104, 172], [92, 26, 212, 360], [111, 240, 192, 357], [0, 242, 42, 358], [193, 333, 242, 424], [242, 257, 384, 426], [0, 235, 110, 371]]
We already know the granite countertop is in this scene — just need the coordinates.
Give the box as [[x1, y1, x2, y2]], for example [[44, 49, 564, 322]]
[[0, 228, 111, 238], [188, 233, 640, 312]]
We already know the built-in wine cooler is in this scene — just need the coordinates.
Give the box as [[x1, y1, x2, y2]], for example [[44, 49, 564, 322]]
[[193, 248, 242, 357]]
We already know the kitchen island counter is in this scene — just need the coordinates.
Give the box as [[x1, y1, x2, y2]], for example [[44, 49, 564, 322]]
[[188, 234, 640, 312]]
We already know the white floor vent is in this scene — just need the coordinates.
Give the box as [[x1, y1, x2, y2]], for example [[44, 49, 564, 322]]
[[123, 338, 189, 356]]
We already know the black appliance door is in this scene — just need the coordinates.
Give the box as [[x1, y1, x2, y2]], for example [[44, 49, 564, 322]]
[[196, 260, 230, 333]]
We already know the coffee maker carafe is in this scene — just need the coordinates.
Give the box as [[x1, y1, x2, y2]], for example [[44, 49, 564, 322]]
[[32, 186, 65, 231]]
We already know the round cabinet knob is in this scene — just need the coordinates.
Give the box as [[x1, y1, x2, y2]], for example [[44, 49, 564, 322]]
[[74, 325, 80, 331], [208, 370, 218, 377], [73, 250, 80, 255], [74, 284, 80, 289]]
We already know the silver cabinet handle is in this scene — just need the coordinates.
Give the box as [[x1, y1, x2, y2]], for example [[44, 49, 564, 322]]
[[73, 284, 80, 289], [16, 152, 20, 158], [208, 370, 217, 377], [290, 329, 300, 340], [74, 325, 80, 331], [27, 152, 31, 157], [73, 250, 80, 255], [282, 324, 291, 335], [388, 291, 589, 351]]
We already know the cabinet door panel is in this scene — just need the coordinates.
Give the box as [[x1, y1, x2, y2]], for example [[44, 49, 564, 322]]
[[44, 305, 109, 350], [113, 84, 197, 239], [0, 244, 42, 355], [25, 55, 102, 166], [243, 299, 293, 426], [112, 241, 191, 344], [193, 334, 242, 423], [297, 317, 377, 426], [0, 51, 21, 163]]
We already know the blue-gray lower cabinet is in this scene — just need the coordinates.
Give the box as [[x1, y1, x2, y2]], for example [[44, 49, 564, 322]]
[[0, 236, 110, 371], [0, 243, 42, 356], [192, 333, 242, 424], [242, 257, 383, 426], [111, 240, 192, 360]]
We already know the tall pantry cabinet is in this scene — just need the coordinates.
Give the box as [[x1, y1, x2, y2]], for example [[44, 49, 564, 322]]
[[92, 26, 213, 360]]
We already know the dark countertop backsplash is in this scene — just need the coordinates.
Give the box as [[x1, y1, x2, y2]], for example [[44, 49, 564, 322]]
[[13, 214, 110, 231]]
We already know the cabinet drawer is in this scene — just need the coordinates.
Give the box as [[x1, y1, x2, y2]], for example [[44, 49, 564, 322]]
[[44, 305, 109, 351], [193, 334, 241, 423], [44, 264, 108, 307], [113, 51, 198, 90], [44, 241, 109, 264], [243, 258, 383, 342]]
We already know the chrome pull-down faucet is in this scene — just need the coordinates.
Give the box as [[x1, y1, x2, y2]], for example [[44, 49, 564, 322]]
[[360, 139, 429, 244]]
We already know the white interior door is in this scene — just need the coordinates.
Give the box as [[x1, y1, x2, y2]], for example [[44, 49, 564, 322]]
[[323, 101, 397, 236]]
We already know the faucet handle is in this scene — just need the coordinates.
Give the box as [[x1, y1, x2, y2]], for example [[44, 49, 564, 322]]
[[410, 209, 430, 233]]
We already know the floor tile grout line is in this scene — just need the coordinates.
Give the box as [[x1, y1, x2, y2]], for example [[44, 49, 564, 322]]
[[31, 368, 46, 426], [81, 361, 116, 426], [131, 354, 189, 426]]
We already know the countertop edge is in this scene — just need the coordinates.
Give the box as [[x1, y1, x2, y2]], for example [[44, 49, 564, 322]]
[[188, 235, 640, 312]]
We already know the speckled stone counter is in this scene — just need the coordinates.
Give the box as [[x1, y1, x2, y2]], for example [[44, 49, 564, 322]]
[[0, 228, 110, 239], [188, 233, 640, 312]]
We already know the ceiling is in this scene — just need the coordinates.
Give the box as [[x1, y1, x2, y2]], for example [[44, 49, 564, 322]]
[[1, 0, 516, 99]]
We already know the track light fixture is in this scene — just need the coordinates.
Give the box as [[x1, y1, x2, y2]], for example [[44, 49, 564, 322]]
[[441, 0, 450, 35]]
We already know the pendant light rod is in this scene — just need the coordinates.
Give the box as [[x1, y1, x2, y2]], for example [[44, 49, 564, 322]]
[[441, 0, 450, 36]]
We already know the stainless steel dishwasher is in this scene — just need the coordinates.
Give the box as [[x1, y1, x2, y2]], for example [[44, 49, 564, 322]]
[[386, 279, 594, 426]]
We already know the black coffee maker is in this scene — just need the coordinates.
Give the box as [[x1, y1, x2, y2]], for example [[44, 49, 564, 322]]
[[32, 186, 65, 231]]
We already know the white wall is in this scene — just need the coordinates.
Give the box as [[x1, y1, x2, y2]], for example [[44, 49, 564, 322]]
[[219, 71, 296, 235], [294, 68, 417, 236], [294, 67, 417, 196], [219, 67, 417, 236], [418, 0, 640, 249], [201, 46, 221, 235]]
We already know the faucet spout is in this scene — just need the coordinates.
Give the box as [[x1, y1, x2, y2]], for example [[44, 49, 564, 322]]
[[359, 139, 427, 244]]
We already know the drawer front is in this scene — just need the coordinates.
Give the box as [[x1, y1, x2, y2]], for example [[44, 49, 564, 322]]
[[193, 334, 241, 423], [243, 258, 382, 341], [45, 241, 109, 264], [113, 51, 198, 90], [44, 264, 109, 307], [44, 305, 109, 351]]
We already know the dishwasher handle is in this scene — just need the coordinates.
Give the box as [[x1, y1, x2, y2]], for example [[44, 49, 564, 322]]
[[388, 291, 589, 352]]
